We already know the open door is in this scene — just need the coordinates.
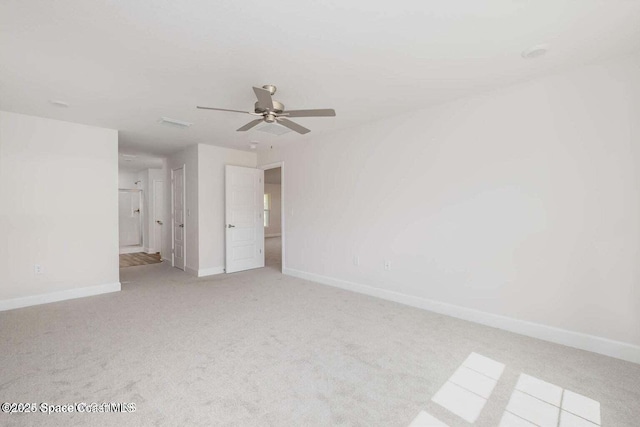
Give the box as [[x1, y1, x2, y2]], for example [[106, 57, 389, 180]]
[[172, 166, 185, 270], [225, 165, 264, 273]]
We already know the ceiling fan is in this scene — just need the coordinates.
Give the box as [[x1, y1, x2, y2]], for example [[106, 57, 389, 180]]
[[197, 85, 336, 135]]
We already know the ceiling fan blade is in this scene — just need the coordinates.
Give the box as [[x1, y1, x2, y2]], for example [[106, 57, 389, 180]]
[[236, 119, 264, 132], [282, 109, 336, 118], [277, 118, 311, 134], [197, 106, 251, 114], [253, 87, 275, 110]]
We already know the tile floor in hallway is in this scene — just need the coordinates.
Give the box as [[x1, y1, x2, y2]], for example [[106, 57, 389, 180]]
[[119, 252, 162, 268]]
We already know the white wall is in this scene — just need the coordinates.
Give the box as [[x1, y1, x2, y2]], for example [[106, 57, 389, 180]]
[[197, 144, 256, 274], [0, 111, 120, 308], [264, 183, 282, 237], [118, 170, 139, 189], [258, 53, 640, 359], [165, 143, 256, 275]]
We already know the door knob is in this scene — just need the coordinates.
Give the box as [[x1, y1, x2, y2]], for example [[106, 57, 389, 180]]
[[134, 209, 140, 213], [156, 220, 163, 225], [228, 224, 236, 228], [179, 224, 184, 228]]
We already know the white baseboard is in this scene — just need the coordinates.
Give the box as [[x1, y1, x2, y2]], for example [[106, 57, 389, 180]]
[[283, 267, 640, 365], [185, 266, 224, 277], [145, 248, 159, 254], [265, 233, 282, 238], [197, 266, 224, 277], [0, 282, 121, 312]]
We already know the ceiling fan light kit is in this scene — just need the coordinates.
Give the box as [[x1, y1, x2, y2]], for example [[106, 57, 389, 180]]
[[197, 85, 336, 135], [254, 122, 292, 136]]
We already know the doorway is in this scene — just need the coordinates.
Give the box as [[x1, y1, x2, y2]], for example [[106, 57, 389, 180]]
[[261, 163, 284, 271], [172, 166, 186, 271], [119, 189, 143, 254]]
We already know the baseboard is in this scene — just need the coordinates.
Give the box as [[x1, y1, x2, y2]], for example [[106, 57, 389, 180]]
[[184, 266, 224, 277], [265, 233, 282, 238], [283, 267, 640, 365], [145, 248, 160, 254], [198, 266, 225, 277], [0, 282, 121, 312]]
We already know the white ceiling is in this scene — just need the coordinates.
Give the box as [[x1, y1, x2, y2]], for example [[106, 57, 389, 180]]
[[2, 1, 640, 156]]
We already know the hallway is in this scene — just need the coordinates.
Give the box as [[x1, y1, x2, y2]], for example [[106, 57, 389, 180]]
[[265, 236, 281, 271]]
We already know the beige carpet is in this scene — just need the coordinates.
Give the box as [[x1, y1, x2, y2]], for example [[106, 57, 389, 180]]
[[1, 253, 639, 426]]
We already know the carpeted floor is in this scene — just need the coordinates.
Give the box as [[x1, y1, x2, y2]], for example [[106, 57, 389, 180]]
[[1, 242, 639, 426]]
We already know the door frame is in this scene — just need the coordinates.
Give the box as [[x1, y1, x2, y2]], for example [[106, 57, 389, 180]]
[[118, 188, 144, 248], [171, 165, 186, 269], [259, 161, 285, 270], [152, 179, 164, 256]]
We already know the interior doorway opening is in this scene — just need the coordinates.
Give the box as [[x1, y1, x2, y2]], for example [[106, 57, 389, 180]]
[[119, 189, 143, 253], [262, 164, 283, 272], [118, 152, 167, 269]]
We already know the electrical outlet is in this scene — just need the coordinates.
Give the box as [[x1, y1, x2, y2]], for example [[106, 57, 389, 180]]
[[34, 264, 43, 275], [384, 260, 391, 271], [353, 256, 360, 266]]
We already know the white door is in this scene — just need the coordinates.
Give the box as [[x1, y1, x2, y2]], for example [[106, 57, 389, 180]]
[[118, 190, 142, 247], [172, 167, 185, 270], [153, 180, 164, 255], [225, 165, 264, 273]]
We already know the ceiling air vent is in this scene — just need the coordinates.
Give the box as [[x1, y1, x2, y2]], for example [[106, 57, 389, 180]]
[[159, 117, 193, 128]]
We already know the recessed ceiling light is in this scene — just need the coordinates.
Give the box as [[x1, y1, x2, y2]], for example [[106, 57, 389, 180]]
[[159, 117, 193, 128], [521, 44, 549, 59], [49, 100, 69, 107]]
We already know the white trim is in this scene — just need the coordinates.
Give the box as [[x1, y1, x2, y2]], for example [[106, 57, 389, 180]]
[[171, 165, 186, 271], [283, 267, 640, 365], [265, 233, 282, 238], [185, 266, 224, 277], [198, 266, 225, 277], [152, 179, 164, 259], [0, 282, 121, 312], [145, 248, 159, 254], [259, 161, 285, 270]]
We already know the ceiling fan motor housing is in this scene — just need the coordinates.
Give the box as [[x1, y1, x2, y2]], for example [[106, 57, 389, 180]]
[[254, 100, 284, 114]]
